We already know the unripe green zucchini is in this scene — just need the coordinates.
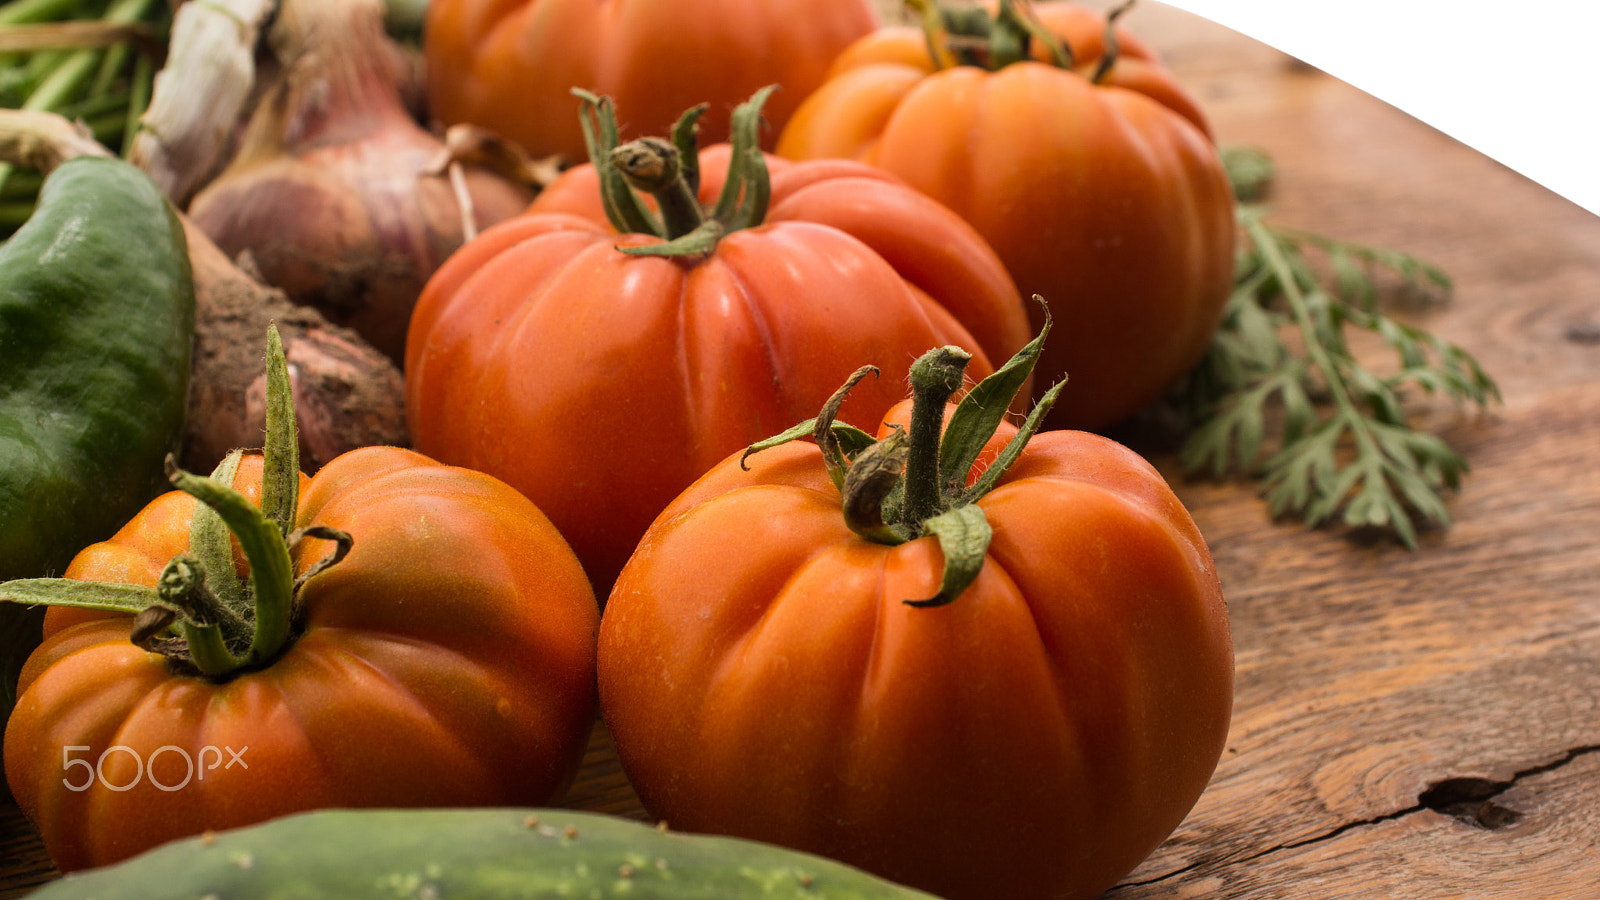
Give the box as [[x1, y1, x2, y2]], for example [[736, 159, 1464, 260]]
[[29, 807, 945, 899]]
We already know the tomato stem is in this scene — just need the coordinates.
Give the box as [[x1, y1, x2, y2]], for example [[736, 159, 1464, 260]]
[[707, 85, 775, 232], [574, 89, 663, 237], [188, 450, 247, 612], [576, 86, 777, 259], [742, 300, 1066, 607], [260, 320, 300, 541], [163, 458, 296, 669], [901, 347, 971, 531], [906, 0, 956, 70], [159, 327, 301, 670], [0, 326, 351, 679], [913, 0, 1076, 73], [160, 555, 250, 640], [670, 103, 707, 197], [813, 365, 880, 494], [157, 326, 350, 676], [154, 555, 245, 677], [0, 579, 164, 616], [1090, 0, 1136, 84], [989, 1, 1027, 68], [612, 137, 704, 240], [841, 427, 910, 544], [940, 4, 994, 67]]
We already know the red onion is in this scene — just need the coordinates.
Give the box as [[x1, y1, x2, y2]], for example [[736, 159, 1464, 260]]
[[185, 0, 534, 364]]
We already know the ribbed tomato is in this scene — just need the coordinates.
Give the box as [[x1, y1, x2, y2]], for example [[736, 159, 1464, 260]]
[[405, 91, 1030, 594], [777, 0, 1236, 430], [2, 396, 597, 871], [599, 328, 1233, 900], [424, 0, 878, 164]]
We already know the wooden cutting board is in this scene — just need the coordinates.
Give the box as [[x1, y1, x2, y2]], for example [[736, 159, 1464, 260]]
[[3, 2, 1597, 897]]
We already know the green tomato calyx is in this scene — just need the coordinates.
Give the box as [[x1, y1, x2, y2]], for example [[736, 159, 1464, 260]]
[[0, 326, 352, 681], [910, 0, 1133, 82], [575, 85, 776, 257], [743, 297, 1066, 607]]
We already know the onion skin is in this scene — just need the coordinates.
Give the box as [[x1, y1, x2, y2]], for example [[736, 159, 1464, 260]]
[[182, 220, 408, 476], [244, 327, 408, 474], [185, 0, 532, 364]]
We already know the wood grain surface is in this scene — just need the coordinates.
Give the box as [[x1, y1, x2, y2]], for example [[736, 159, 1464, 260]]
[[1103, 2, 1600, 897], [3, 2, 1598, 898]]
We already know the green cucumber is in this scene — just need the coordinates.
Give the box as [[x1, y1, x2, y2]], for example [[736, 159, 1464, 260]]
[[29, 807, 946, 899]]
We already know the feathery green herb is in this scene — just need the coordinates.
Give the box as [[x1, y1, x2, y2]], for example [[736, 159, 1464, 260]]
[[1175, 146, 1499, 548]]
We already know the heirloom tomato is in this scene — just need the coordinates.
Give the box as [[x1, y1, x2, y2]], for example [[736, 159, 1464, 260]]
[[405, 90, 1030, 594], [1, 330, 599, 871], [777, 0, 1237, 430], [599, 313, 1234, 900], [423, 0, 877, 165]]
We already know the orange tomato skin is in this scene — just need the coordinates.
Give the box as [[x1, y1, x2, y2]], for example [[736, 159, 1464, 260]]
[[777, 2, 1236, 431], [598, 422, 1233, 900], [4, 448, 598, 872], [405, 149, 1030, 595], [423, 0, 878, 165]]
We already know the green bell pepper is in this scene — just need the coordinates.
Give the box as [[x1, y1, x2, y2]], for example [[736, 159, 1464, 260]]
[[0, 154, 194, 581], [0, 155, 194, 768]]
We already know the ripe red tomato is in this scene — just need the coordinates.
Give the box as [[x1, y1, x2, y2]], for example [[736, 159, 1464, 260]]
[[777, 0, 1237, 430], [405, 94, 1030, 594], [3, 448, 598, 872], [598, 337, 1233, 900], [424, 0, 878, 164]]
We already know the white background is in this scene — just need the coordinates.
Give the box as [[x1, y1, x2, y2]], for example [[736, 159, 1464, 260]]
[[1153, 0, 1600, 218]]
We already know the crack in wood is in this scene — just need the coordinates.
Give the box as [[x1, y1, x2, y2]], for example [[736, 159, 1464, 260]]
[[1418, 743, 1600, 826], [1286, 743, 1600, 849], [1116, 744, 1600, 890], [1418, 776, 1524, 830]]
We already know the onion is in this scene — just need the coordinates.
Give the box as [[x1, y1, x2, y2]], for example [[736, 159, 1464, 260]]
[[184, 0, 534, 364], [182, 221, 409, 476]]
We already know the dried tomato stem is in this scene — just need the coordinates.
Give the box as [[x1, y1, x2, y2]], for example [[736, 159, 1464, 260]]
[[1091, 0, 1137, 84], [900, 347, 971, 531], [841, 428, 910, 545], [155, 555, 245, 677], [612, 137, 704, 240]]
